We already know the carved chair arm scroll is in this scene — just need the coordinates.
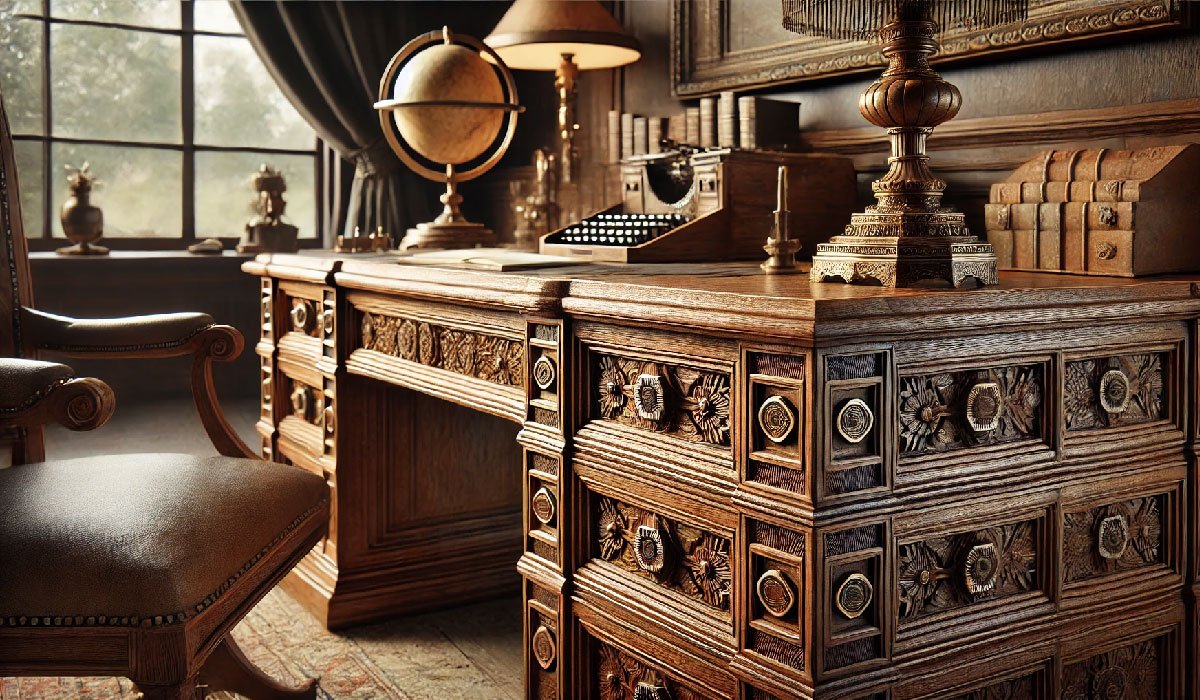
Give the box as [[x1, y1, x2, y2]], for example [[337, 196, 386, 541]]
[[0, 358, 115, 432], [19, 308, 259, 460]]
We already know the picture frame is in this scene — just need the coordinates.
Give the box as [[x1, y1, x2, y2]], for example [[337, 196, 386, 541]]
[[672, 0, 1191, 97]]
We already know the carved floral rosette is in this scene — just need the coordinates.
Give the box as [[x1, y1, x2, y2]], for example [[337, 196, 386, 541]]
[[594, 354, 731, 446], [1062, 638, 1159, 700], [596, 642, 706, 700], [898, 363, 1043, 456], [596, 496, 731, 610], [1065, 353, 1165, 431], [897, 520, 1038, 621], [358, 311, 524, 387], [1063, 496, 1162, 583]]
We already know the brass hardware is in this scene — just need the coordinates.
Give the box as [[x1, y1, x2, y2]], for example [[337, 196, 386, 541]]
[[321, 308, 335, 336], [290, 300, 311, 333], [533, 354, 557, 391], [965, 382, 1003, 432], [633, 374, 665, 421], [290, 386, 309, 418], [531, 625, 556, 670], [836, 398, 874, 444], [323, 405, 336, 434], [835, 572, 873, 619], [757, 395, 797, 444], [963, 542, 998, 595], [531, 487, 556, 525], [633, 524, 671, 576], [756, 568, 796, 618], [1098, 514, 1130, 560], [1098, 369, 1131, 413], [1097, 242, 1118, 260], [634, 682, 671, 700]]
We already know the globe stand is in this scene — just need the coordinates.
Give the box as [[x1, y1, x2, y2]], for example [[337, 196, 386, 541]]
[[376, 27, 522, 253], [808, 10, 998, 288], [400, 168, 495, 250]]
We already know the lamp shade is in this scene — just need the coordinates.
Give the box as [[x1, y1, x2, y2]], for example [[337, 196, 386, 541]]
[[485, 0, 641, 71], [782, 0, 1027, 39]]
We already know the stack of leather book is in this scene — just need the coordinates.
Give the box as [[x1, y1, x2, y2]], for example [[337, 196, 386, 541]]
[[985, 144, 1200, 276]]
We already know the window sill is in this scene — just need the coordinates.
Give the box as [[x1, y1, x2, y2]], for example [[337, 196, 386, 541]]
[[30, 250, 254, 261]]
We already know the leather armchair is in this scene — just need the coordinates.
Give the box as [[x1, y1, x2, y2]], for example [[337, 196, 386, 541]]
[[0, 94, 328, 699]]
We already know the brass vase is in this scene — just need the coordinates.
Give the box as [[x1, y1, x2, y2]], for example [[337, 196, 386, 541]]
[[58, 163, 108, 255]]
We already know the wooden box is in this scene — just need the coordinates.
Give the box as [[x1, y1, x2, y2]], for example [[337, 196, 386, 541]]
[[985, 144, 1200, 276]]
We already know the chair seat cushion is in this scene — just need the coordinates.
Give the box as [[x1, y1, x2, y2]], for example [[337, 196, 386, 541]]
[[0, 453, 327, 626]]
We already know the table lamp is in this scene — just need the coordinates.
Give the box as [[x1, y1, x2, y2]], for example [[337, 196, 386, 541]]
[[485, 0, 641, 184], [782, 0, 1027, 288]]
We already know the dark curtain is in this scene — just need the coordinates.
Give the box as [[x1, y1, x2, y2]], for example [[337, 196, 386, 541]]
[[230, 2, 516, 243]]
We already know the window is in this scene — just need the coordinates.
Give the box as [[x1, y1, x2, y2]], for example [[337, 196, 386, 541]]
[[0, 0, 319, 249]]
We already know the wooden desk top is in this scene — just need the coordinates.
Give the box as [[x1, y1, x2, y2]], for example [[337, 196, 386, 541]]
[[245, 252, 1200, 344]]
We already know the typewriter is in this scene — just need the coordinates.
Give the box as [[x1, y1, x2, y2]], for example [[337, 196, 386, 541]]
[[539, 145, 856, 263]]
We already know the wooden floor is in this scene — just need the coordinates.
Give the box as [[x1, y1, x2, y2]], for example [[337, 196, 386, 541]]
[[41, 397, 524, 700]]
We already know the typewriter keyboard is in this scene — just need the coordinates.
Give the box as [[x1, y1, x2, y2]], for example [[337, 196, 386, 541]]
[[553, 213, 686, 246]]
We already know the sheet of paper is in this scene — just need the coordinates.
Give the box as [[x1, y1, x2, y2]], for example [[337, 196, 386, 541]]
[[390, 248, 586, 271]]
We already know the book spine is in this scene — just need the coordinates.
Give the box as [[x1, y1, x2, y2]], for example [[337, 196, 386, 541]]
[[633, 116, 648, 156], [620, 113, 634, 160], [986, 202, 1064, 232], [1008, 229, 1064, 270], [737, 96, 756, 150], [717, 91, 737, 148], [647, 117, 664, 153], [667, 114, 685, 143], [699, 97, 716, 148], [685, 107, 700, 145], [607, 110, 621, 164], [988, 229, 1014, 268], [989, 180, 1142, 204], [1061, 201, 1136, 232]]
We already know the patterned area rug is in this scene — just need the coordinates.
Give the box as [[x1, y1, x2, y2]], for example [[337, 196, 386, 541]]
[[0, 588, 522, 699]]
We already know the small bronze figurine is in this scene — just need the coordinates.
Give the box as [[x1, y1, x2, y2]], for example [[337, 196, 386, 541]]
[[760, 165, 800, 274], [58, 162, 108, 256], [237, 164, 299, 254]]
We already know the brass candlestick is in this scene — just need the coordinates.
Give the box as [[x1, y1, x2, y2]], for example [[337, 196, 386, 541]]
[[785, 0, 1026, 288], [761, 165, 801, 274]]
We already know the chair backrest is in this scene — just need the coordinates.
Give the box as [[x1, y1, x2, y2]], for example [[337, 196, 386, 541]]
[[0, 96, 34, 359]]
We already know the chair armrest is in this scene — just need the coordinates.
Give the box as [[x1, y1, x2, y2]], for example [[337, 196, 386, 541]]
[[21, 308, 216, 357], [0, 358, 114, 432], [20, 308, 258, 460]]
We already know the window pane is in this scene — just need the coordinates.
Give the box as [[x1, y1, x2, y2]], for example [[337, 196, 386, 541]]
[[0, 9, 44, 135], [194, 0, 242, 34], [13, 139, 44, 237], [51, 0, 179, 30], [194, 35, 314, 150], [52, 143, 181, 237], [195, 151, 315, 239], [51, 24, 181, 143]]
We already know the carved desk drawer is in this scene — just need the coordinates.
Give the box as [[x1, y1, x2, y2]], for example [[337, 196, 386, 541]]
[[277, 280, 336, 366], [274, 370, 335, 472]]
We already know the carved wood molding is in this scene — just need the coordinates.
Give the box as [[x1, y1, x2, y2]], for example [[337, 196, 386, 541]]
[[897, 518, 1040, 622], [898, 363, 1044, 456], [357, 311, 524, 388], [674, 0, 1189, 96], [595, 496, 732, 610], [949, 674, 1038, 700], [802, 98, 1200, 157], [594, 353, 731, 446]]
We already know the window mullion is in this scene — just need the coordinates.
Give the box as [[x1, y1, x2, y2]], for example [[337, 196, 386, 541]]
[[40, 0, 51, 238], [180, 0, 195, 241]]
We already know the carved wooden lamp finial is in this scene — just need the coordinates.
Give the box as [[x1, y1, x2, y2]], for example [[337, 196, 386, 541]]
[[782, 0, 1028, 288]]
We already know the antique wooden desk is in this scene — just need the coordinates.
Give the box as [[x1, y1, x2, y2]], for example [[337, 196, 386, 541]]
[[244, 253, 1200, 699]]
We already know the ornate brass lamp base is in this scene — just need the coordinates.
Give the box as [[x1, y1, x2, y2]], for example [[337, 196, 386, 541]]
[[809, 9, 999, 289], [399, 221, 495, 250], [811, 236, 997, 288]]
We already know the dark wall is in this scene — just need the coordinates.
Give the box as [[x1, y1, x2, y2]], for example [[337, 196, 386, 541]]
[[30, 252, 260, 402], [615, 2, 1200, 128]]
